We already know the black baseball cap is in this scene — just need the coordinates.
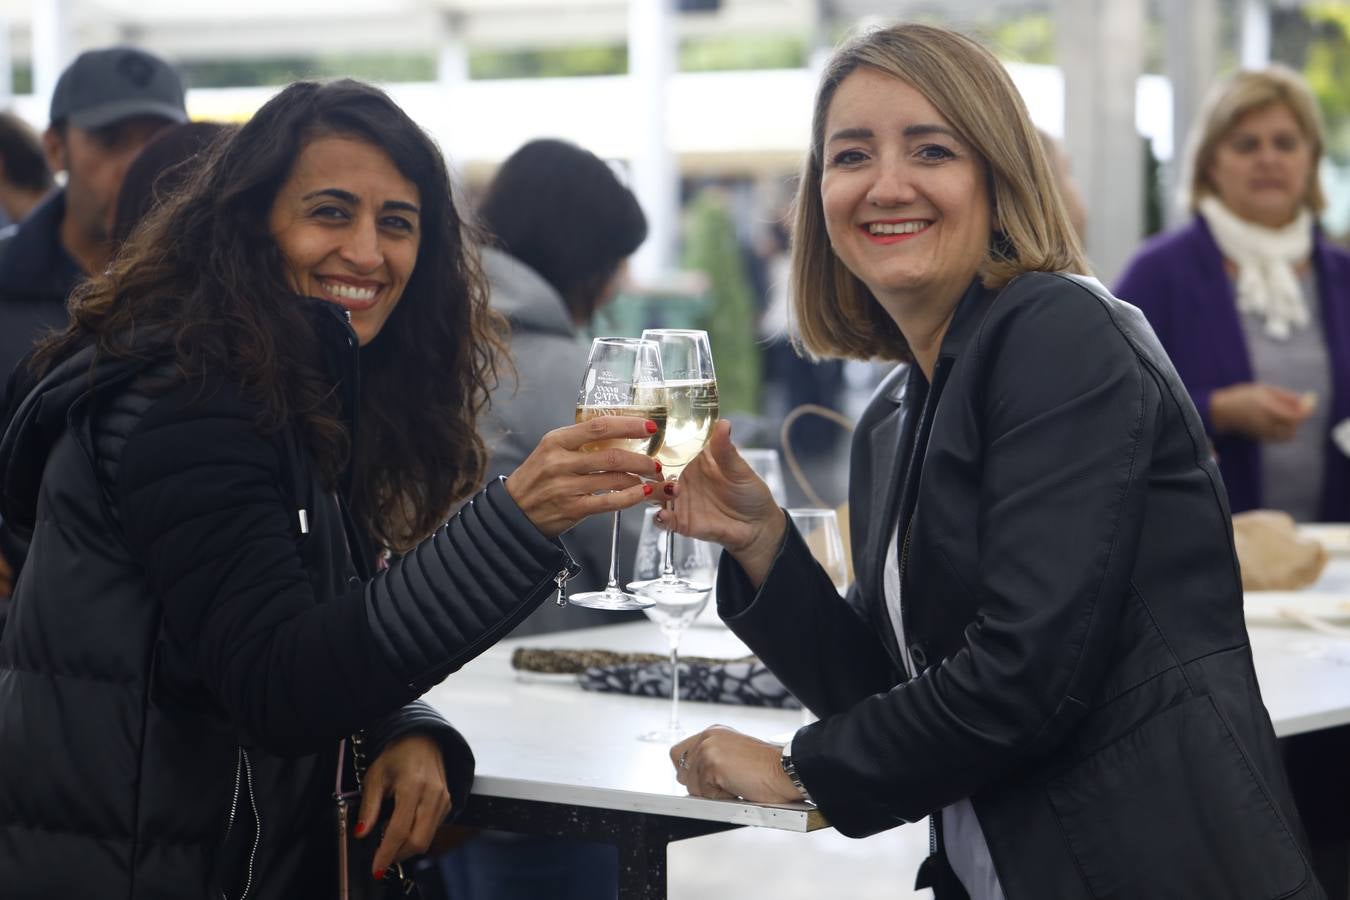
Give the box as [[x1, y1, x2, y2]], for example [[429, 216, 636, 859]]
[[49, 47, 187, 130]]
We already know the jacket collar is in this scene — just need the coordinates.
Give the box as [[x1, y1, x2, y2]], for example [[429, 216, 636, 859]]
[[0, 189, 84, 298], [300, 295, 361, 479], [859, 276, 993, 666], [933, 276, 997, 372], [873, 275, 994, 408]]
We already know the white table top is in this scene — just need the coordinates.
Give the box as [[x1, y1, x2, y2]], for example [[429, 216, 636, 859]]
[[1247, 551, 1350, 737], [421, 571, 1350, 830], [420, 622, 826, 832]]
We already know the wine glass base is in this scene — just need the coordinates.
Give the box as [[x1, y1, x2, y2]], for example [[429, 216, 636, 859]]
[[626, 578, 713, 603], [567, 589, 654, 611], [638, 726, 691, 744]]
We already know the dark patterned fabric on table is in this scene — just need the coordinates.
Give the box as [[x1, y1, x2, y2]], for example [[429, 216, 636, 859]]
[[510, 647, 802, 708]]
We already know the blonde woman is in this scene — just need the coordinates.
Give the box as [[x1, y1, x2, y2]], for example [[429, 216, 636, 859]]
[[659, 24, 1322, 900], [1117, 66, 1350, 522]]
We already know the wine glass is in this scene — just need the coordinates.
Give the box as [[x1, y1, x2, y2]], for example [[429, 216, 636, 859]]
[[787, 508, 848, 596], [567, 337, 667, 611], [631, 507, 717, 742], [740, 448, 788, 505], [628, 329, 718, 599], [787, 507, 847, 724]]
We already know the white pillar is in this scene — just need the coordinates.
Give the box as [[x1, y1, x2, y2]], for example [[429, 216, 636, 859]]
[[628, 0, 677, 285], [437, 12, 469, 86], [0, 17, 12, 106], [1163, 0, 1219, 225], [33, 0, 72, 123], [1056, 0, 1145, 285], [434, 11, 470, 170], [1241, 0, 1272, 70]]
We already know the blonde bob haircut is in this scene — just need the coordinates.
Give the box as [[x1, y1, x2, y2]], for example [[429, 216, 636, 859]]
[[1180, 64, 1326, 215], [791, 23, 1088, 362]]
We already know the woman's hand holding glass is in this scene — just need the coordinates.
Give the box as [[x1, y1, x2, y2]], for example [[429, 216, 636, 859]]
[[629, 329, 719, 599], [504, 415, 661, 540], [656, 420, 786, 589], [560, 337, 668, 609]]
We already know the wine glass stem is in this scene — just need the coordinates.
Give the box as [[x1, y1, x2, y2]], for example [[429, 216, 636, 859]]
[[661, 497, 676, 579], [668, 634, 681, 733], [604, 510, 622, 591]]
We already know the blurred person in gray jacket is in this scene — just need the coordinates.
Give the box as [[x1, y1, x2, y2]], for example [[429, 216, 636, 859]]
[[437, 137, 646, 900], [477, 138, 649, 638]]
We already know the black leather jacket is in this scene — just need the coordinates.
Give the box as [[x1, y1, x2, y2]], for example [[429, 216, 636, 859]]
[[720, 274, 1322, 899], [0, 305, 574, 898]]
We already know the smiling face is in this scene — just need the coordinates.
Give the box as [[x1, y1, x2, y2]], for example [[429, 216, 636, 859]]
[[1207, 102, 1313, 229], [820, 67, 992, 325], [268, 134, 421, 346]]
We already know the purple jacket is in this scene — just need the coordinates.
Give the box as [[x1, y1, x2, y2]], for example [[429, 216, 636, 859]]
[[1115, 216, 1350, 520]]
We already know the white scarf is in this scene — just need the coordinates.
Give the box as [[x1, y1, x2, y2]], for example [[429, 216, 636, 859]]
[[1198, 195, 1313, 340]]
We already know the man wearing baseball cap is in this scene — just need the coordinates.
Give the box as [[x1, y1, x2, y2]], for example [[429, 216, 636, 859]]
[[0, 46, 185, 604], [0, 46, 185, 406]]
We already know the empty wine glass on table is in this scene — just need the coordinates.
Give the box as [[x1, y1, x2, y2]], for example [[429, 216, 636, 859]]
[[629, 329, 719, 600], [787, 507, 847, 724], [567, 337, 667, 611], [740, 448, 788, 505], [632, 507, 718, 743], [788, 508, 849, 596]]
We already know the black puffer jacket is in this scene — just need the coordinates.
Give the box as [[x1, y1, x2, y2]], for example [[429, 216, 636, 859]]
[[0, 307, 573, 898]]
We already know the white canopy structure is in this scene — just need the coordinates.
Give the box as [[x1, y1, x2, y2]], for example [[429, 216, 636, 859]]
[[0, 0, 1303, 281]]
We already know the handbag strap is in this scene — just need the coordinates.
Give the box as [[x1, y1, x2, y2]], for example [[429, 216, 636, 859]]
[[333, 733, 367, 798], [334, 734, 416, 895], [335, 737, 347, 797]]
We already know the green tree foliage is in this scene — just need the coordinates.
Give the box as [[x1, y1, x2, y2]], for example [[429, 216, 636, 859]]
[[179, 54, 435, 88], [1301, 4, 1350, 161], [982, 12, 1055, 64], [469, 46, 627, 79], [679, 35, 806, 71], [683, 189, 761, 415]]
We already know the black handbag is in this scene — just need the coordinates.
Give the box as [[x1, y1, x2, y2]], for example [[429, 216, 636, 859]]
[[334, 734, 419, 898]]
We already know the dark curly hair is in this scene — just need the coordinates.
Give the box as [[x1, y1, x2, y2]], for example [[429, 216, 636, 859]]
[[34, 79, 505, 553]]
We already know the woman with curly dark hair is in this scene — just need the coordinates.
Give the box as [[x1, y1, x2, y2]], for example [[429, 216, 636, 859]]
[[0, 79, 659, 898]]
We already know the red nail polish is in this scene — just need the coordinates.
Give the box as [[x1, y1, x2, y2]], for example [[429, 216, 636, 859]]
[[663, 484, 675, 496], [354, 821, 366, 836], [373, 869, 384, 881], [653, 460, 662, 471], [643, 484, 654, 496], [645, 420, 658, 434]]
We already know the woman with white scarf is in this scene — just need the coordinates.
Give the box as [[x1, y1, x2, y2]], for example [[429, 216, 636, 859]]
[[1117, 65, 1350, 523]]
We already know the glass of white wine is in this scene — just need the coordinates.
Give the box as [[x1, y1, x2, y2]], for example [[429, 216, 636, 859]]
[[628, 329, 719, 601], [568, 337, 667, 611], [632, 507, 717, 743]]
